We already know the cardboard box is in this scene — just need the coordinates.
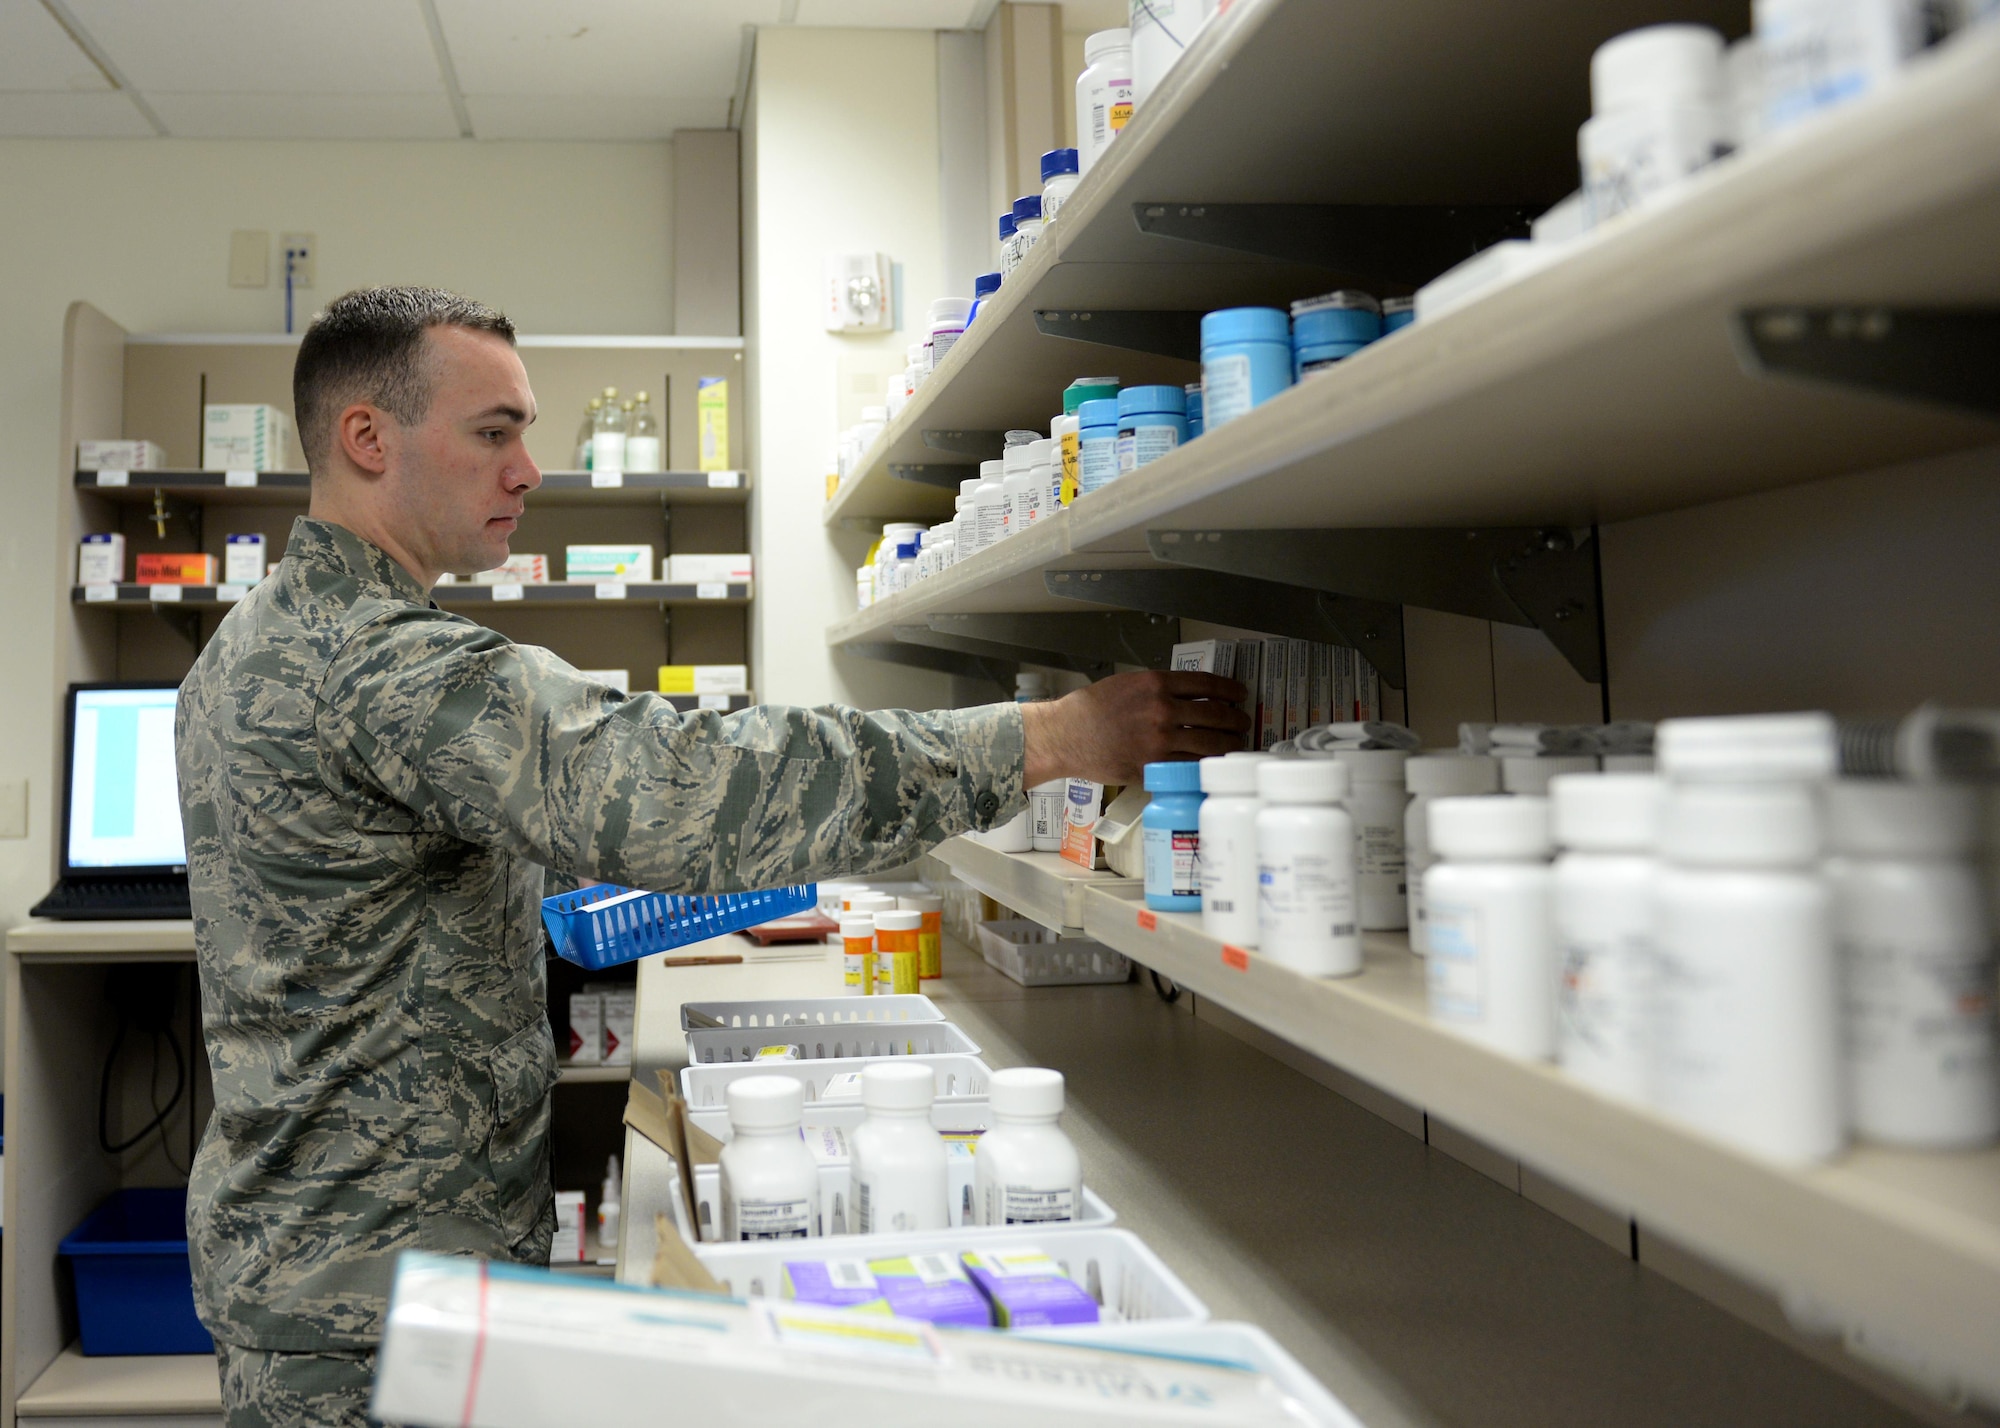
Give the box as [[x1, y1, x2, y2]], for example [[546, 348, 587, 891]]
[[1169, 638, 1233, 673], [1256, 641, 1287, 750], [568, 992, 604, 1065], [657, 664, 749, 696], [551, 1192, 587, 1263], [475, 553, 549, 584], [666, 553, 753, 584], [602, 988, 635, 1067], [1057, 779, 1105, 870], [135, 552, 216, 585], [77, 440, 165, 471], [565, 544, 654, 582], [696, 376, 729, 471], [77, 533, 125, 585], [203, 404, 289, 472], [1285, 639, 1311, 742], [962, 1247, 1099, 1328], [224, 534, 267, 586]]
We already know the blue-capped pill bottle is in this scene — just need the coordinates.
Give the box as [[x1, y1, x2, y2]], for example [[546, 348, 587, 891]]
[[1076, 397, 1122, 496], [1184, 383, 1204, 439], [997, 211, 1019, 276], [1291, 290, 1382, 379], [1143, 761, 1206, 912], [1115, 385, 1188, 474], [1382, 296, 1416, 333], [967, 271, 1002, 324], [1201, 307, 1293, 429]]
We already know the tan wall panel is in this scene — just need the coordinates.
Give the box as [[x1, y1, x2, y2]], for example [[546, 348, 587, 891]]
[[673, 131, 741, 338], [1401, 606, 1494, 748]]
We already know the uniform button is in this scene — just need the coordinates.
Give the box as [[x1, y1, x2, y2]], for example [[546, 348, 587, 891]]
[[974, 791, 1000, 821]]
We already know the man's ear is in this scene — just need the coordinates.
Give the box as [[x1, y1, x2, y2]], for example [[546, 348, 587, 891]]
[[337, 403, 390, 476]]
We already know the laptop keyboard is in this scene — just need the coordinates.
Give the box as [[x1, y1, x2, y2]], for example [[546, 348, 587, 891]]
[[32, 878, 192, 920]]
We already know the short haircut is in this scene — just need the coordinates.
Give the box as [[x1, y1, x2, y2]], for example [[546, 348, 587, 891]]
[[292, 286, 515, 474]]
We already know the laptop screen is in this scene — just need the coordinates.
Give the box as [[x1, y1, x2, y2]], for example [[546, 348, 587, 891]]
[[64, 684, 187, 873]]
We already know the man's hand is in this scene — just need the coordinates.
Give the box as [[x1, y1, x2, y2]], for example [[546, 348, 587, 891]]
[[1022, 671, 1251, 787]]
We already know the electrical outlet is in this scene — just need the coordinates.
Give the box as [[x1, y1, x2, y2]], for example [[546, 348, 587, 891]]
[[228, 230, 269, 288], [0, 779, 27, 838], [282, 232, 316, 289]]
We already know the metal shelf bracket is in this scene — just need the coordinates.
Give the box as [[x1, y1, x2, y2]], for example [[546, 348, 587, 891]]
[[843, 640, 1017, 691], [922, 429, 1009, 458], [1148, 526, 1603, 684], [1044, 567, 1406, 689], [889, 464, 976, 489], [1033, 309, 1204, 362], [1132, 203, 1536, 289], [893, 611, 1179, 676], [1733, 307, 2000, 418]]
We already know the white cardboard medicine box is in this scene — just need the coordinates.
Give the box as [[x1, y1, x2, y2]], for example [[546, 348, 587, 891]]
[[202, 404, 290, 472]]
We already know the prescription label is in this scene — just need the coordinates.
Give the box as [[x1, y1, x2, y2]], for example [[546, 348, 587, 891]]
[[1000, 1186, 1077, 1225], [731, 1196, 813, 1241], [1426, 900, 1485, 1021], [1202, 353, 1254, 427]]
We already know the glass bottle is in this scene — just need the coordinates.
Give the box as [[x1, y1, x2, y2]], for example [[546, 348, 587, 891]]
[[574, 396, 602, 470], [626, 390, 662, 471], [591, 387, 627, 475]]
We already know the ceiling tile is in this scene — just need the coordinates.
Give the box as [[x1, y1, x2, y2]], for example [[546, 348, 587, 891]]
[[0, 0, 110, 91], [436, 0, 780, 98], [145, 91, 461, 140], [790, 0, 983, 26], [0, 90, 150, 135], [463, 92, 725, 140], [66, 0, 443, 94]]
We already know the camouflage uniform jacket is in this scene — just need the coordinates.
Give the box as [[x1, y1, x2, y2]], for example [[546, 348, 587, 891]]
[[176, 517, 1025, 1351]]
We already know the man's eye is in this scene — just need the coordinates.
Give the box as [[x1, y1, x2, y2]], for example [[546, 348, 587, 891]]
[[481, 429, 506, 443]]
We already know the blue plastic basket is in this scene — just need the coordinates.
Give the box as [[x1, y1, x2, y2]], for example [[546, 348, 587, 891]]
[[59, 1187, 214, 1355], [541, 882, 817, 971]]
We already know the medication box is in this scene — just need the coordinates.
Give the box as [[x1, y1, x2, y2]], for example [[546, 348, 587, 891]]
[[58, 1187, 213, 1355], [963, 1246, 1101, 1327], [77, 533, 125, 585], [658, 665, 749, 696], [602, 988, 635, 1066], [667, 553, 754, 584], [223, 534, 266, 586], [551, 1191, 587, 1262], [475, 553, 549, 584], [565, 544, 654, 582], [567, 992, 604, 1064], [135, 552, 216, 585], [202, 404, 290, 472], [77, 439, 166, 471]]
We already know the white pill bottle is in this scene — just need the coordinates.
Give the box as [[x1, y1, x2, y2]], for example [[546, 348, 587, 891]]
[[1198, 752, 1270, 947], [1424, 796, 1556, 1060], [718, 1075, 820, 1240], [1255, 757, 1359, 976], [1404, 754, 1501, 954], [1335, 748, 1411, 930], [1075, 29, 1134, 175], [975, 1067, 1082, 1227], [851, 1061, 951, 1234]]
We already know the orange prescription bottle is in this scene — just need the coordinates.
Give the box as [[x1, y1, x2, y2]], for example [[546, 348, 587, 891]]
[[873, 910, 923, 996], [899, 893, 945, 980]]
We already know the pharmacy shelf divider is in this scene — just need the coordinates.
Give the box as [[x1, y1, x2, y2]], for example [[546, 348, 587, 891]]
[[930, 835, 2000, 1403]]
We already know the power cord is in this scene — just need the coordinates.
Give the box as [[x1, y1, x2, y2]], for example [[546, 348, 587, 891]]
[[98, 966, 189, 1172]]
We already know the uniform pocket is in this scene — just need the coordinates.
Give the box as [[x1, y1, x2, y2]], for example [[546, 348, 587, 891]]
[[484, 1018, 557, 1245]]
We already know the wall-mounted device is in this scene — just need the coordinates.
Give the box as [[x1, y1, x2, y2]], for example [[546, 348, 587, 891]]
[[823, 252, 894, 333]]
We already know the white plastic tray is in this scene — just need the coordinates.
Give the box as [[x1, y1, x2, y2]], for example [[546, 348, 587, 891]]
[[680, 992, 946, 1032], [685, 1016, 979, 1064], [680, 1053, 993, 1108], [694, 1226, 1207, 1330], [1038, 1322, 1365, 1427], [687, 1161, 1115, 1241], [976, 918, 1133, 987]]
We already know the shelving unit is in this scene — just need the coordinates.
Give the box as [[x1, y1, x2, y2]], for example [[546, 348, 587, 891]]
[[72, 582, 752, 609], [76, 468, 750, 506]]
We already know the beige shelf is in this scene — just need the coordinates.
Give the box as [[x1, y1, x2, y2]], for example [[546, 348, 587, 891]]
[[556, 1061, 632, 1085], [75, 469, 751, 508], [5, 920, 195, 961], [15, 1346, 219, 1418], [931, 836, 1119, 933]]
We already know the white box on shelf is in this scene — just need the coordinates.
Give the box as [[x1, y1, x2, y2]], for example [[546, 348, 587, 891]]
[[577, 669, 631, 694], [565, 544, 654, 582], [667, 553, 754, 583], [551, 1191, 587, 1263], [602, 988, 635, 1066], [202, 404, 290, 472], [223, 534, 267, 586], [76, 533, 125, 585], [77, 439, 165, 471], [568, 992, 604, 1065], [475, 553, 549, 584], [657, 664, 749, 696]]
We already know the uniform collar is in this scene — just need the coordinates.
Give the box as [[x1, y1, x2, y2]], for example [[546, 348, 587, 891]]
[[284, 517, 431, 605]]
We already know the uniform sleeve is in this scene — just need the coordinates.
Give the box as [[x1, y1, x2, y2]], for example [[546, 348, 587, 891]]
[[315, 606, 1026, 893]]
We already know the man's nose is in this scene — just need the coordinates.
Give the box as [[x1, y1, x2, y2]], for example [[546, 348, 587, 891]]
[[508, 447, 542, 491]]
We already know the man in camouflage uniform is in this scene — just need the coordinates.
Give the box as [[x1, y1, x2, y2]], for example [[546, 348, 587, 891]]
[[175, 286, 1247, 1426]]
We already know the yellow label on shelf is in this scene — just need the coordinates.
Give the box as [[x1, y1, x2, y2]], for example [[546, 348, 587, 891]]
[[697, 377, 730, 471]]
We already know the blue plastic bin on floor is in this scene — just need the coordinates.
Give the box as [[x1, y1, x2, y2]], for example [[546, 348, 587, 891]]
[[59, 1187, 213, 1355]]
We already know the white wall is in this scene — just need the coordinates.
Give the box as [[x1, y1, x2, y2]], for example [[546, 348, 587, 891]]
[[0, 138, 675, 1065], [745, 27, 956, 712]]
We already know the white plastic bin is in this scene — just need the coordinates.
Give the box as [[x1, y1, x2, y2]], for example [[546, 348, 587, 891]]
[[680, 1054, 992, 1108], [976, 919, 1133, 986], [685, 1017, 978, 1064], [1038, 1322, 1366, 1427], [680, 993, 945, 1031], [695, 1226, 1206, 1329]]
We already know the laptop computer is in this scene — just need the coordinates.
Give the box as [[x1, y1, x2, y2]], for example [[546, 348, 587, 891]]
[[30, 682, 192, 921]]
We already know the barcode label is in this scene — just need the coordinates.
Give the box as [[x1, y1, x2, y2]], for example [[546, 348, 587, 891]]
[[490, 581, 524, 602], [593, 581, 627, 600], [96, 469, 128, 487], [224, 470, 258, 487]]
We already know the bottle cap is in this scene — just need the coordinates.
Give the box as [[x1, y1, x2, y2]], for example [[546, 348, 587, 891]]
[[991, 1066, 1065, 1118], [1024, 437, 1055, 466], [725, 1074, 805, 1131], [897, 892, 944, 913], [873, 909, 922, 932], [959, 478, 982, 498], [1500, 755, 1598, 795], [979, 459, 1004, 480], [927, 297, 972, 324], [634, 390, 650, 403], [838, 914, 877, 940], [1077, 397, 1121, 428], [1201, 306, 1291, 348], [1200, 752, 1269, 795], [1041, 147, 1080, 180], [861, 1060, 936, 1111], [1083, 27, 1131, 64], [846, 892, 897, 913], [999, 212, 1017, 239], [973, 272, 1002, 297], [1290, 289, 1381, 317], [1258, 757, 1348, 804], [1012, 194, 1044, 222], [603, 386, 619, 398], [1332, 748, 1410, 784], [1290, 299, 1383, 348], [1591, 24, 1725, 115], [1405, 754, 1500, 797], [908, 342, 926, 364], [1656, 712, 1838, 782], [1661, 783, 1819, 866], [1116, 384, 1188, 418], [1429, 795, 1552, 859], [1551, 773, 1663, 852], [1143, 760, 1203, 793], [894, 541, 917, 559], [1004, 429, 1039, 446], [1825, 779, 1979, 858], [1003, 443, 1035, 476]]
